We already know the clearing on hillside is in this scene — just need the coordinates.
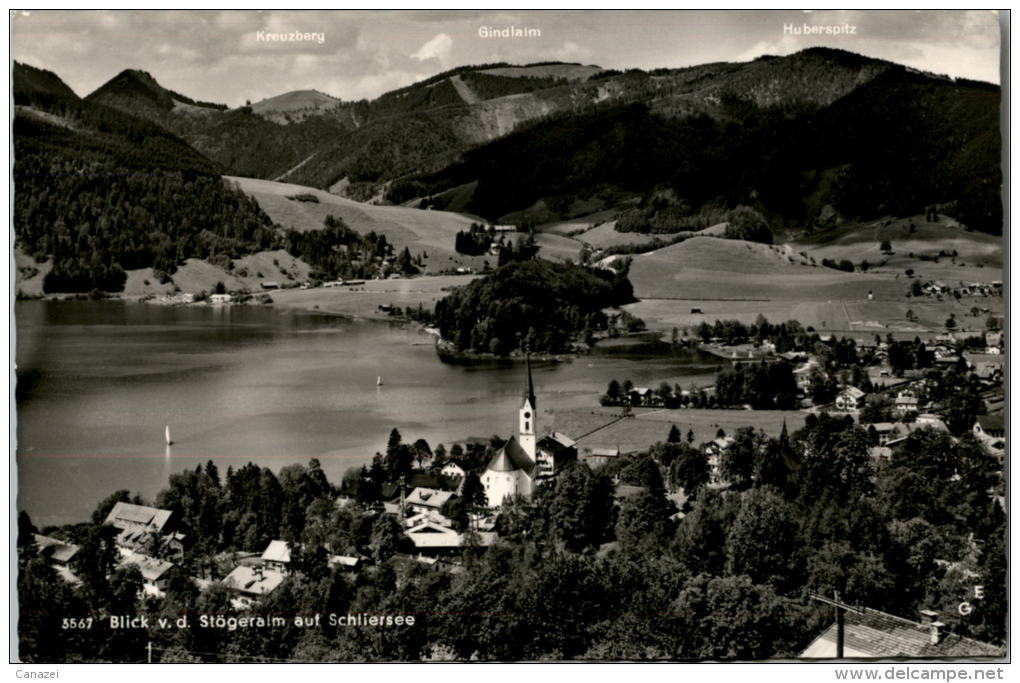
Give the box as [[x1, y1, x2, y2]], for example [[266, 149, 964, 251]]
[[228, 176, 488, 273]]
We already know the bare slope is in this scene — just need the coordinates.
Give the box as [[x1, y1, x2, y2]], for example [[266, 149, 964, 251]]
[[228, 176, 486, 271]]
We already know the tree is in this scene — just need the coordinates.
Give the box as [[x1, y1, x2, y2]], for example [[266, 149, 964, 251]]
[[880, 239, 892, 252], [606, 379, 621, 401], [719, 427, 762, 490], [532, 464, 614, 553], [369, 515, 403, 564], [725, 487, 801, 591], [667, 424, 682, 444], [17, 511, 37, 549], [671, 574, 803, 659], [616, 489, 675, 549], [461, 472, 488, 511], [670, 445, 710, 498]]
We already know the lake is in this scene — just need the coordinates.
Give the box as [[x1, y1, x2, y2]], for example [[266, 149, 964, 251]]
[[14, 300, 724, 526]]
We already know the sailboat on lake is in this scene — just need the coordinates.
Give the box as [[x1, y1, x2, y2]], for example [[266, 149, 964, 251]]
[[165, 425, 173, 446]]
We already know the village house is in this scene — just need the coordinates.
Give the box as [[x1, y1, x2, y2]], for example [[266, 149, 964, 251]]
[[628, 387, 655, 406], [223, 565, 286, 609], [440, 461, 467, 481], [864, 422, 897, 446], [580, 446, 621, 468], [894, 389, 919, 415], [406, 487, 454, 515], [963, 352, 1005, 381], [103, 502, 176, 556], [33, 534, 81, 585], [973, 414, 1005, 448], [121, 552, 174, 598], [704, 436, 735, 483], [404, 520, 497, 556], [209, 293, 232, 304], [261, 540, 291, 574], [835, 386, 866, 412], [535, 432, 578, 479], [328, 555, 362, 572], [801, 607, 1003, 658]]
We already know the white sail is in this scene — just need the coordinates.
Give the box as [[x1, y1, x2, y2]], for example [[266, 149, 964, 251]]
[[165, 425, 171, 445], [377, 376, 383, 386]]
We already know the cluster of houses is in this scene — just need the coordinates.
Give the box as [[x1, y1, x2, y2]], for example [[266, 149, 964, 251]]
[[915, 279, 1002, 299]]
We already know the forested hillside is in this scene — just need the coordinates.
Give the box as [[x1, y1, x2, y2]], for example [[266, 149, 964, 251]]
[[396, 66, 1002, 234], [13, 62, 279, 293]]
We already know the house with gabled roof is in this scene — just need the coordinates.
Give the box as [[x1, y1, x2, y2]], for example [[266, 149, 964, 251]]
[[261, 540, 291, 574], [121, 552, 175, 597], [406, 487, 454, 514], [835, 386, 866, 412], [223, 565, 285, 609], [801, 607, 1003, 659], [34, 534, 81, 585]]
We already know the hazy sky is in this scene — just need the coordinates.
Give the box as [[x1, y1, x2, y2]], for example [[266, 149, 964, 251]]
[[11, 9, 1003, 107]]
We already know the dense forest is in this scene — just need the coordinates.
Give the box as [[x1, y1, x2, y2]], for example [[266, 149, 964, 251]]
[[13, 63, 281, 293], [391, 67, 1001, 234], [283, 215, 395, 281], [17, 410, 1005, 662], [433, 259, 635, 355]]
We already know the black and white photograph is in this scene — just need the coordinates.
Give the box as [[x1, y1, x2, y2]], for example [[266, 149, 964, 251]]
[[10, 8, 1008, 667]]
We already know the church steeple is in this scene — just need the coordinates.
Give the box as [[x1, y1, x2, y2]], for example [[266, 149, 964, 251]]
[[525, 352, 536, 410], [519, 353, 537, 462]]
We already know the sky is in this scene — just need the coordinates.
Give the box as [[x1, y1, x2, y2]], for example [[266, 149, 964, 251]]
[[10, 9, 1003, 107]]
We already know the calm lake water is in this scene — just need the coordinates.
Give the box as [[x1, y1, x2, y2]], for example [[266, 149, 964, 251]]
[[15, 300, 723, 526]]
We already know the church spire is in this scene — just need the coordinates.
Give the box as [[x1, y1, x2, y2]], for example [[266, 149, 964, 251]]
[[525, 351, 536, 409]]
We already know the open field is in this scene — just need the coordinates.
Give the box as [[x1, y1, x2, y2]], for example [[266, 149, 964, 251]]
[[627, 289, 1000, 341], [551, 406, 807, 454], [534, 233, 583, 262], [627, 236, 902, 301], [268, 274, 478, 320], [229, 176, 488, 273], [792, 214, 1003, 284]]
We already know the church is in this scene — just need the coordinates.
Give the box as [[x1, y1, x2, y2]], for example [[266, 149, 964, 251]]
[[480, 357, 577, 507]]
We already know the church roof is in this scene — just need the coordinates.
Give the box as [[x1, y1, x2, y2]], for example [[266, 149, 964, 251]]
[[486, 436, 535, 475]]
